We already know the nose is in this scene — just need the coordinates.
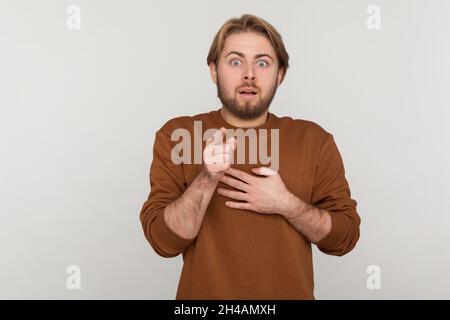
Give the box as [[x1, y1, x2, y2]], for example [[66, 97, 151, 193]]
[[242, 64, 256, 82]]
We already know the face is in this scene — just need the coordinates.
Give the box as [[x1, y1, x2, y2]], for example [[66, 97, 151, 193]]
[[210, 32, 283, 120]]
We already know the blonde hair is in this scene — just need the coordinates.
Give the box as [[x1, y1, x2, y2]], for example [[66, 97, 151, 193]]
[[207, 14, 290, 83]]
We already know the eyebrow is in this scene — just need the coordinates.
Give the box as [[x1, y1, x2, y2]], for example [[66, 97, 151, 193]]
[[224, 51, 274, 61]]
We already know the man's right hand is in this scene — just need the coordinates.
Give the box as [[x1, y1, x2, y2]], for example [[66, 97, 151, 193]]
[[162, 127, 236, 240], [203, 127, 236, 181]]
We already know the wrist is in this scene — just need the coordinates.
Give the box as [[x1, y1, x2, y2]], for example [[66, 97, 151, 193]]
[[200, 167, 221, 186], [281, 192, 308, 221]]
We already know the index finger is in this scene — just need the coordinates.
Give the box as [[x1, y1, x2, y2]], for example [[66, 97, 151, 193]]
[[209, 127, 226, 145]]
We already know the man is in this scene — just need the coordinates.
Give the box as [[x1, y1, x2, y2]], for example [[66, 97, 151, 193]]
[[140, 14, 360, 299]]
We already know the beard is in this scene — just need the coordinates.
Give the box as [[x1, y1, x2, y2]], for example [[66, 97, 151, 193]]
[[216, 72, 278, 120]]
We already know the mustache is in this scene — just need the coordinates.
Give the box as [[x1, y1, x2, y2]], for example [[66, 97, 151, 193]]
[[238, 84, 259, 90]]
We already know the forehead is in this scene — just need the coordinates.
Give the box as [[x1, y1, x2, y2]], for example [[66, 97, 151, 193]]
[[220, 32, 276, 58]]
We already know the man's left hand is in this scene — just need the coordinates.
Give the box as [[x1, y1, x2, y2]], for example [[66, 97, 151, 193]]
[[217, 167, 296, 217]]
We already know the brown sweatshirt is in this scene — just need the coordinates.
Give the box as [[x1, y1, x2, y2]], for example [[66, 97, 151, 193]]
[[140, 109, 360, 299]]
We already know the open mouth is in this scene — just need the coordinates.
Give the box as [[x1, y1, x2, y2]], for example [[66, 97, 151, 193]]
[[239, 89, 258, 96]]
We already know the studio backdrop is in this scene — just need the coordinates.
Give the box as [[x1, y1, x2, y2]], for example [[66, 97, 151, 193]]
[[1, 0, 449, 299]]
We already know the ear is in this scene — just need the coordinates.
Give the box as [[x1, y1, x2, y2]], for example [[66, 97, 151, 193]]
[[209, 62, 218, 84], [276, 68, 283, 87]]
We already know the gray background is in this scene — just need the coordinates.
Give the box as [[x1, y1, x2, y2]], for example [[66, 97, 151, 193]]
[[1, 0, 449, 299]]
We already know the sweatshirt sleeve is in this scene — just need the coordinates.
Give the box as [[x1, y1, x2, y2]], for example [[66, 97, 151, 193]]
[[311, 133, 361, 256], [139, 129, 195, 258]]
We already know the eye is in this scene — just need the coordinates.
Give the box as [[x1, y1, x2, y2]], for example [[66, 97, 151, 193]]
[[257, 60, 268, 68], [230, 59, 241, 66]]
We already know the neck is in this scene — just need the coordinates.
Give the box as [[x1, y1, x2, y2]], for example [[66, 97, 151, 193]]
[[220, 107, 269, 128]]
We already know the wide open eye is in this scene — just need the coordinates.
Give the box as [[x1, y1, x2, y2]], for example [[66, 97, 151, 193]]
[[257, 60, 268, 68], [230, 59, 241, 66]]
